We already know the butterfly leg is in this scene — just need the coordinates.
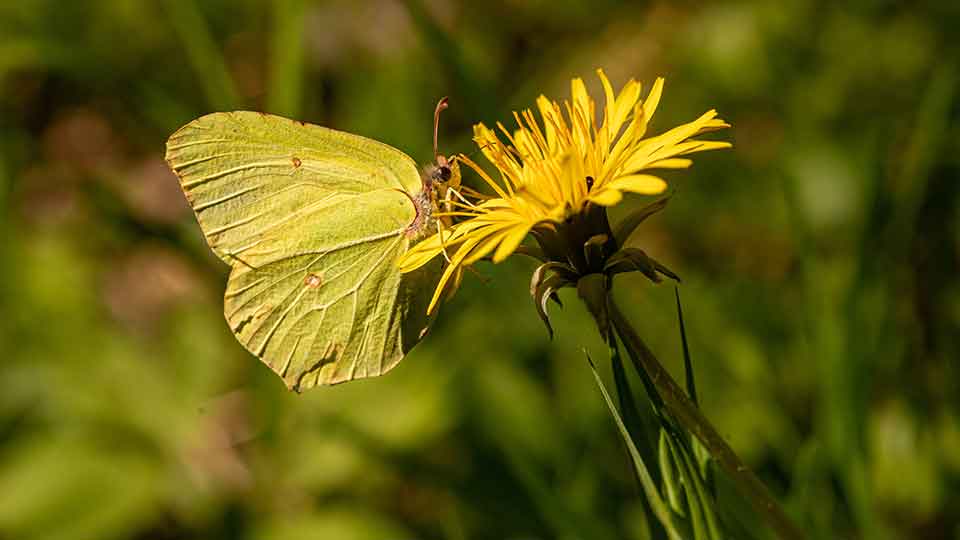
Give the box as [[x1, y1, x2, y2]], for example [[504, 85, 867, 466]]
[[435, 202, 453, 264], [445, 186, 480, 209]]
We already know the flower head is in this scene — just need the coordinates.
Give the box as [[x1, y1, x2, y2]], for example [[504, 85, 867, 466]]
[[400, 70, 731, 315]]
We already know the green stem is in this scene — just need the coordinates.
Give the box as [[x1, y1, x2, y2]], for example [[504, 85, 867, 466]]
[[608, 297, 806, 540]]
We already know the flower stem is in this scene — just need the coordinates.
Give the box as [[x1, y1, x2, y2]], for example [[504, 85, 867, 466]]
[[608, 297, 806, 540]]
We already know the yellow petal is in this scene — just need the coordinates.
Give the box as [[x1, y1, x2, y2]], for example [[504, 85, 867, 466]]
[[492, 124, 526, 187], [473, 122, 498, 155], [444, 267, 464, 301], [606, 174, 667, 195], [492, 223, 532, 263], [463, 227, 512, 265], [519, 109, 550, 158], [643, 139, 732, 166], [478, 198, 514, 210], [587, 187, 624, 206], [620, 110, 722, 173], [398, 247, 439, 273], [513, 127, 542, 161], [597, 68, 616, 142], [536, 95, 561, 153], [645, 158, 693, 169], [611, 79, 641, 137], [427, 235, 484, 314], [570, 77, 592, 132], [602, 102, 647, 180], [642, 77, 664, 120], [459, 154, 511, 199], [398, 229, 457, 272], [673, 140, 732, 156]]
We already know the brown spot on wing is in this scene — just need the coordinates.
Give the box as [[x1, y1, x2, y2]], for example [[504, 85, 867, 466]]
[[304, 273, 322, 288], [292, 157, 302, 168]]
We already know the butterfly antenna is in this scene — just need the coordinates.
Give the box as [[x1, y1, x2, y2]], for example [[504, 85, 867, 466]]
[[433, 97, 449, 160]]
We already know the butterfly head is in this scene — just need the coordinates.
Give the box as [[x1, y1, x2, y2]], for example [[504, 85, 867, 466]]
[[406, 98, 462, 240], [419, 153, 460, 223], [429, 155, 452, 183], [425, 153, 459, 190]]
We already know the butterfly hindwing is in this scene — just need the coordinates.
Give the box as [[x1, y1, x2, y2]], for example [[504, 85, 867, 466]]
[[165, 111, 435, 390]]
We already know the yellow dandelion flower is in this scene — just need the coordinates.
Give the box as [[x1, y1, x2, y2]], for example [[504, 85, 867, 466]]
[[400, 69, 731, 314]]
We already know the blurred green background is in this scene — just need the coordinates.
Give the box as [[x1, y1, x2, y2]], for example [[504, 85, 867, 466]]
[[2, 1, 959, 539]]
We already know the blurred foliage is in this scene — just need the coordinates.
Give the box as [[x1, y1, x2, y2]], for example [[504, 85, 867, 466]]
[[2, 1, 960, 539]]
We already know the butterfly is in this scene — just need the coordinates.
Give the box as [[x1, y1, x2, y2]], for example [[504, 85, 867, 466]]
[[165, 99, 457, 392]]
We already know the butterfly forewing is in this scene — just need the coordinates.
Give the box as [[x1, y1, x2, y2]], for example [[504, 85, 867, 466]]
[[166, 111, 423, 262], [165, 111, 435, 390]]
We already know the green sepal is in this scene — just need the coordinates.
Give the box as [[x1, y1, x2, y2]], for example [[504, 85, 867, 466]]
[[531, 269, 573, 339], [613, 196, 670, 246], [605, 248, 681, 283], [583, 233, 611, 271]]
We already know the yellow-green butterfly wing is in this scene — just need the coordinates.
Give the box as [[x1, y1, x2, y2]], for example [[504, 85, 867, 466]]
[[165, 111, 436, 391]]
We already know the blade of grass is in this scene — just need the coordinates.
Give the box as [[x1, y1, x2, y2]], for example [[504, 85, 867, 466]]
[[401, 0, 487, 117], [498, 443, 607, 540], [669, 433, 723, 539], [610, 329, 670, 540], [587, 352, 684, 540], [665, 434, 707, 540], [658, 429, 685, 516], [267, 0, 306, 117], [163, 0, 240, 110], [893, 63, 956, 238], [674, 287, 698, 407], [609, 298, 805, 540], [610, 329, 661, 486], [675, 286, 715, 486], [137, 82, 197, 133]]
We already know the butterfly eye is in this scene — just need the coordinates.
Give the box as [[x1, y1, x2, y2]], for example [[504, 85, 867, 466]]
[[430, 165, 451, 182]]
